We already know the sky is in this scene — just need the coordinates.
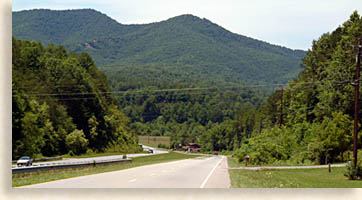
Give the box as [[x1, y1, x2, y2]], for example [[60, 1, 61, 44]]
[[12, 0, 362, 50]]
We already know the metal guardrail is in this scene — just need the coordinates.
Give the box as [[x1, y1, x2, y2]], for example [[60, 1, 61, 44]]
[[33, 156, 63, 162], [12, 156, 63, 163], [12, 158, 132, 174]]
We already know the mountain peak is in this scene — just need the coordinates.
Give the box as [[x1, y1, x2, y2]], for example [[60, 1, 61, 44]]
[[166, 14, 205, 23], [173, 14, 201, 19], [13, 9, 306, 85]]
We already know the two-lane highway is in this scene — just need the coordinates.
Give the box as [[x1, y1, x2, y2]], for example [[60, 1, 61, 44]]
[[19, 155, 230, 188]]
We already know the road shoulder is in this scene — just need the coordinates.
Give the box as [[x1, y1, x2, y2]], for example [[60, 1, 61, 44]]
[[203, 156, 231, 188]]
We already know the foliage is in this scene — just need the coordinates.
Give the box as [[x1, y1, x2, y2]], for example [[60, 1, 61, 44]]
[[13, 9, 305, 86], [306, 112, 353, 164], [234, 11, 362, 165], [344, 162, 362, 180], [12, 38, 140, 159], [234, 127, 299, 165], [157, 144, 170, 149], [116, 84, 265, 149], [138, 136, 171, 147], [65, 129, 89, 155], [234, 112, 353, 166]]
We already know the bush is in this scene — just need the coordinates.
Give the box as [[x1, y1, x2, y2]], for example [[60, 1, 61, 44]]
[[157, 143, 169, 149], [86, 149, 94, 154], [234, 127, 296, 165], [68, 150, 75, 156], [105, 141, 142, 153], [344, 161, 362, 180], [65, 129, 89, 155], [122, 154, 127, 159]]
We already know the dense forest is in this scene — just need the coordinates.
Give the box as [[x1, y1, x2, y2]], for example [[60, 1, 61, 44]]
[[12, 38, 140, 159], [114, 85, 265, 150], [13, 9, 305, 86], [233, 11, 362, 165]]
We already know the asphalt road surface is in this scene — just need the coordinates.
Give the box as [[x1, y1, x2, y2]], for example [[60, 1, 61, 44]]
[[19, 155, 230, 188]]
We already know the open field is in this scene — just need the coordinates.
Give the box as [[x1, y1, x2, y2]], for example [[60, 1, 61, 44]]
[[228, 157, 362, 188], [13, 152, 200, 187], [138, 136, 171, 148]]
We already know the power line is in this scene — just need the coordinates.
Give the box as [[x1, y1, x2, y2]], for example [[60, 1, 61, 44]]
[[11, 84, 277, 97], [12, 78, 362, 98], [19, 90, 261, 101]]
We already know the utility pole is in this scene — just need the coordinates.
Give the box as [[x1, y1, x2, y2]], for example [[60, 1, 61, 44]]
[[353, 38, 361, 168], [279, 88, 284, 128]]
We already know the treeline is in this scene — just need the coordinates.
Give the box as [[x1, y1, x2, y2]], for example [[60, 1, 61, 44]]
[[13, 9, 305, 86], [107, 11, 362, 166], [234, 11, 362, 165], [12, 38, 140, 159], [105, 65, 267, 150]]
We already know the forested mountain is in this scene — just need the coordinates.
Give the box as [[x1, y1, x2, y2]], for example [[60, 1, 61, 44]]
[[12, 38, 140, 159], [13, 9, 306, 86], [233, 11, 362, 166]]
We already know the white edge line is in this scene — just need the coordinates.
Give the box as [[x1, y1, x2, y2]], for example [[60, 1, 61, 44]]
[[200, 156, 224, 188]]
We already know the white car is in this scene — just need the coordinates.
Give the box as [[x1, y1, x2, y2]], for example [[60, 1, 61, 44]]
[[17, 156, 33, 167]]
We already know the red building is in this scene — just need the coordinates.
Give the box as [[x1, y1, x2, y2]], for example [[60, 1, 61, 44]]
[[183, 143, 201, 152]]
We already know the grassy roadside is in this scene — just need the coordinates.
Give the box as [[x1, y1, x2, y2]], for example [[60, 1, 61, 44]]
[[227, 157, 362, 188], [13, 152, 201, 187], [61, 151, 147, 159], [138, 136, 170, 148], [12, 152, 147, 166]]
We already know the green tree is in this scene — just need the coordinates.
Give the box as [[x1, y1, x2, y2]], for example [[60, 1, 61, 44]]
[[66, 129, 89, 155]]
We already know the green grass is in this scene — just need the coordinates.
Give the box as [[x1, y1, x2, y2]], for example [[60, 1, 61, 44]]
[[61, 151, 133, 159], [227, 156, 316, 167], [228, 158, 362, 188], [138, 136, 171, 148], [13, 152, 201, 187]]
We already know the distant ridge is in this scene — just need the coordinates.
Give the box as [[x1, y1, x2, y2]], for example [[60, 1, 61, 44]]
[[13, 9, 306, 86]]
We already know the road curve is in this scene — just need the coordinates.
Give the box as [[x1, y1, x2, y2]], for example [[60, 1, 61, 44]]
[[13, 145, 166, 169], [19, 155, 230, 188]]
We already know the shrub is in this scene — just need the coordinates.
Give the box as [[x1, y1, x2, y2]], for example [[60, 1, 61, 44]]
[[234, 127, 297, 165], [344, 161, 362, 180], [86, 149, 94, 154], [68, 150, 74, 156], [157, 143, 169, 149], [65, 129, 89, 155]]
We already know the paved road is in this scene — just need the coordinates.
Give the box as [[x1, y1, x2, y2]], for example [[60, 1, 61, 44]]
[[13, 145, 166, 169], [19, 155, 230, 188]]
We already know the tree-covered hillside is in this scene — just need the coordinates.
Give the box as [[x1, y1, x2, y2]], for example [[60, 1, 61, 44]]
[[12, 9, 138, 47], [13, 9, 306, 86], [12, 38, 140, 159], [233, 11, 362, 166]]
